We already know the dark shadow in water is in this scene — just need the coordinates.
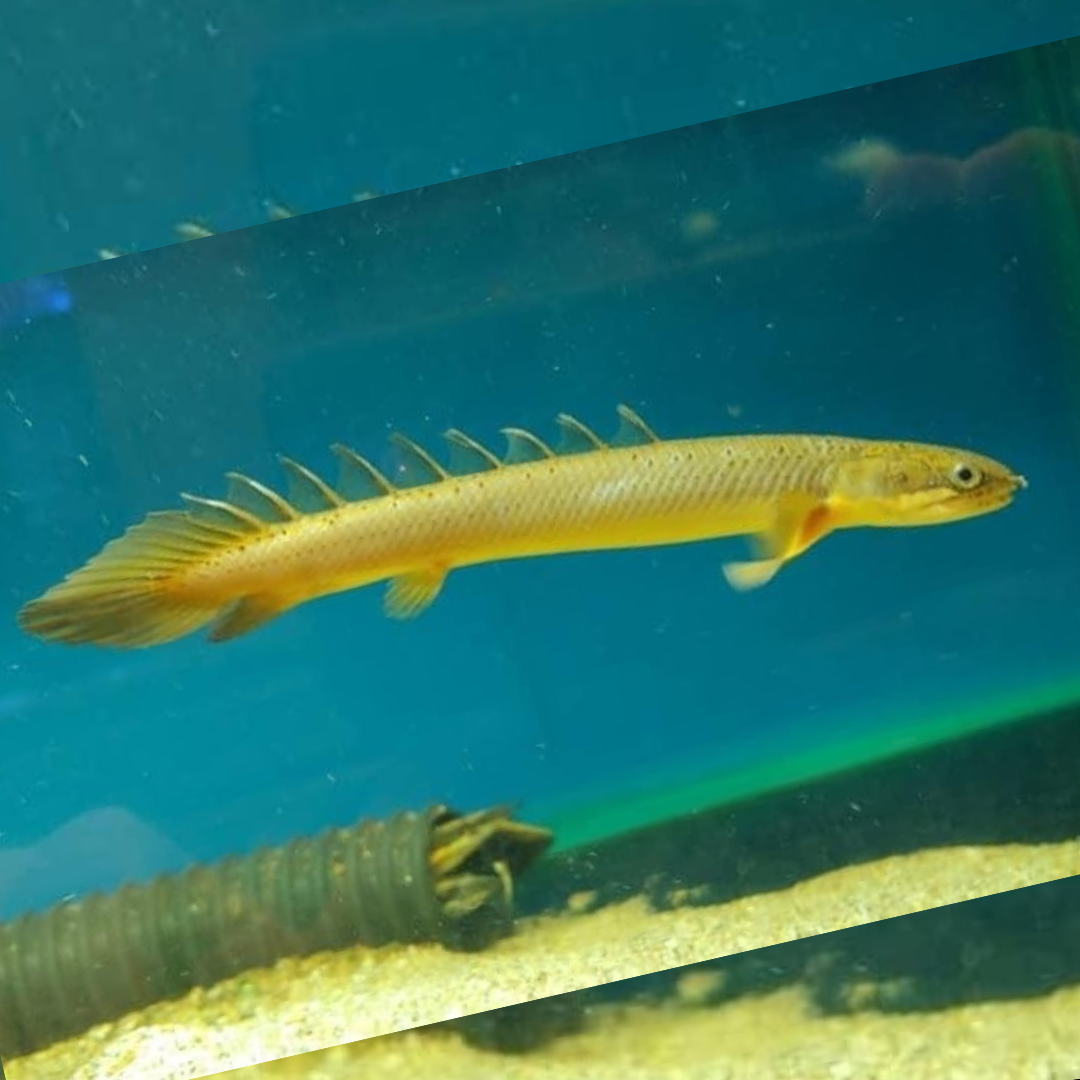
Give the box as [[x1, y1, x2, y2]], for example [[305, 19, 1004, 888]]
[[518, 702, 1080, 1012], [429, 876, 1080, 1052], [441, 873, 1080, 1056], [613, 873, 1080, 1018]]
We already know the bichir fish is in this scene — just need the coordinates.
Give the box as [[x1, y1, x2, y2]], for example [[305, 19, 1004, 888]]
[[18, 406, 1026, 649]]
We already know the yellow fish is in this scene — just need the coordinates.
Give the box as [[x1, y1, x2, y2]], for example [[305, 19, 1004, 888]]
[[18, 406, 1025, 649]]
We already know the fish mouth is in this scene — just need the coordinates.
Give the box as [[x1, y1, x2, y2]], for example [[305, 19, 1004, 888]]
[[1012, 474, 1029, 490]]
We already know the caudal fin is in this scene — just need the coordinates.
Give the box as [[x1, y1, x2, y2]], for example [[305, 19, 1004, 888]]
[[18, 511, 236, 648]]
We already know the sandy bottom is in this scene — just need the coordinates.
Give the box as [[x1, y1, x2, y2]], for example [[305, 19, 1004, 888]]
[[226, 980, 1080, 1080], [8, 839, 1080, 1080]]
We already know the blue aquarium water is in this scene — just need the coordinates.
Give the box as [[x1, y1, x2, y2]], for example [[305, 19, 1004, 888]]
[[1, 38, 1080, 927], [2, 0, 1080, 283]]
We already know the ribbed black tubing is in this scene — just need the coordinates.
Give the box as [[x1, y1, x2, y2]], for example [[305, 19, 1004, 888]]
[[0, 804, 550, 1058]]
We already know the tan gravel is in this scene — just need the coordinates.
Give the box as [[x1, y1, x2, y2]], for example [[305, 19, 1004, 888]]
[[224, 979, 1080, 1080]]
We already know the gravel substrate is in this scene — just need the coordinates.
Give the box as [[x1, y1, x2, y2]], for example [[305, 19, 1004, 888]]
[[8, 839, 1080, 1080], [225, 978, 1080, 1080]]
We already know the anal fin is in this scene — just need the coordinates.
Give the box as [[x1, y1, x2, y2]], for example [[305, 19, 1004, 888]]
[[209, 594, 290, 642], [384, 567, 448, 619]]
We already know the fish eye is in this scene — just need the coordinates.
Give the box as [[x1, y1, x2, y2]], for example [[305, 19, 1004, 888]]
[[950, 462, 982, 489]]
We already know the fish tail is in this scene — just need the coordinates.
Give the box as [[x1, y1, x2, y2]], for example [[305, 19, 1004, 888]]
[[18, 511, 241, 649], [18, 451, 367, 649]]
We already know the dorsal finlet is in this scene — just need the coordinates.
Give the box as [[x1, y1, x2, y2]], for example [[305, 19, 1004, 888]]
[[225, 472, 300, 521], [389, 433, 451, 482], [278, 456, 345, 510], [556, 413, 606, 452], [445, 429, 503, 471], [180, 493, 264, 533], [501, 427, 556, 463], [614, 404, 660, 445], [331, 443, 397, 498]]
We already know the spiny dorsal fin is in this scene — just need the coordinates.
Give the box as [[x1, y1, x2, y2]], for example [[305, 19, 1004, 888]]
[[278, 457, 344, 513], [225, 472, 300, 522], [501, 427, 555, 464], [179, 494, 265, 535], [389, 433, 450, 487], [444, 429, 502, 474], [331, 443, 396, 501], [555, 413, 606, 455], [613, 404, 660, 446]]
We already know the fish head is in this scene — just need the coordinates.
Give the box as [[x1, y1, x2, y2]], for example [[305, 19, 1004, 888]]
[[830, 441, 1026, 527]]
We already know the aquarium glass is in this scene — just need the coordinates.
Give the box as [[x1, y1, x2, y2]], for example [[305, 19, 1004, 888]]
[[2, 0, 1080, 283], [3, 29, 1080, 1080]]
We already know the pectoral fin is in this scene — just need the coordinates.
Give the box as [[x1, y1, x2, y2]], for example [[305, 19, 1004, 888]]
[[723, 558, 784, 591], [723, 498, 840, 592]]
